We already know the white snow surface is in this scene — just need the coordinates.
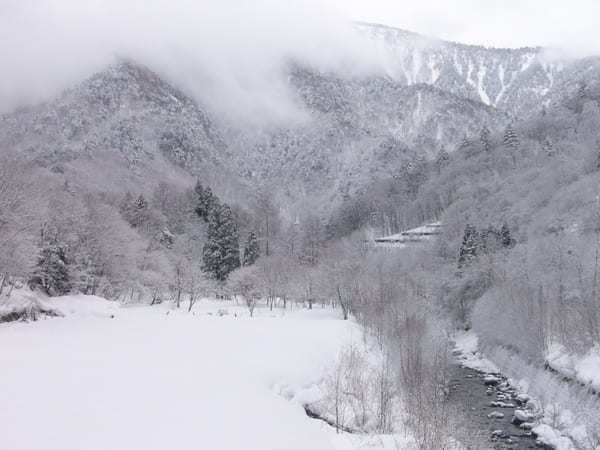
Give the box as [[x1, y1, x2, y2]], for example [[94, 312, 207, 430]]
[[532, 424, 575, 450], [546, 342, 600, 391], [0, 288, 61, 318], [0, 294, 401, 450], [453, 330, 499, 373], [455, 331, 585, 449], [375, 222, 441, 247]]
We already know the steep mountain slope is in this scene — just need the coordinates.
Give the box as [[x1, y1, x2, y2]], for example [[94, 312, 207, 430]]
[[225, 65, 507, 210], [0, 58, 507, 215], [0, 61, 240, 196], [4, 26, 597, 219], [541, 56, 600, 113], [357, 22, 563, 117]]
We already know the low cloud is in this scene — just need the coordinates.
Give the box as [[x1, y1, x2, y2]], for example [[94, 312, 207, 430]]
[[2, 0, 598, 124], [0, 0, 382, 124]]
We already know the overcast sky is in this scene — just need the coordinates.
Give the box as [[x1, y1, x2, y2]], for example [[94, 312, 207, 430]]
[[334, 0, 600, 52], [0, 0, 598, 119]]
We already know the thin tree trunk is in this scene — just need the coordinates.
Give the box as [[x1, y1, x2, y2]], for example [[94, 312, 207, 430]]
[[0, 273, 6, 296], [337, 286, 348, 320]]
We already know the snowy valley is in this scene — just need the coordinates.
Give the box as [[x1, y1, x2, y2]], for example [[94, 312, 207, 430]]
[[2, 4, 600, 450]]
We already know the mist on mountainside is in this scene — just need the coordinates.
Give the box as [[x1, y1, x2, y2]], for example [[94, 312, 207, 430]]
[[2, 2, 600, 450]]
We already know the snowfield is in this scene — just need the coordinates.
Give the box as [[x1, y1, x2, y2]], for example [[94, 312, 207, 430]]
[[0, 294, 387, 450]]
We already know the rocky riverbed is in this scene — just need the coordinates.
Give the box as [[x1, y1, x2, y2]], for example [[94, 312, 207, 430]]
[[447, 361, 552, 449]]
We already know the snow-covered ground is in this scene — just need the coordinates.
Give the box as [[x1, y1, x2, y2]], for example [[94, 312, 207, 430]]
[[0, 293, 407, 450], [546, 342, 600, 392], [453, 330, 499, 373], [374, 222, 441, 248], [454, 331, 600, 450]]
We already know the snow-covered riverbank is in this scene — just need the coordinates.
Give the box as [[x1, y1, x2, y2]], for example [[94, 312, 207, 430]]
[[1, 294, 379, 450], [455, 331, 600, 450]]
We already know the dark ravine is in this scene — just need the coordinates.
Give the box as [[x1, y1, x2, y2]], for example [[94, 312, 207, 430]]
[[447, 361, 552, 449]]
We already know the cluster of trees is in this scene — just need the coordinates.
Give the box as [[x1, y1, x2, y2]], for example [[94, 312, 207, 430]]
[[194, 182, 242, 281], [291, 83, 600, 445], [0, 154, 272, 306], [2, 70, 600, 444], [457, 223, 515, 269], [0, 149, 349, 319], [327, 121, 527, 242]]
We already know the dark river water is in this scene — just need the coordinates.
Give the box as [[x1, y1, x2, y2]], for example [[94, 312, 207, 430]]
[[447, 363, 551, 449]]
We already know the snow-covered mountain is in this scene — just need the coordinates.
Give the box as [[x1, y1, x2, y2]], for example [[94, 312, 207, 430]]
[[225, 65, 507, 208], [0, 61, 246, 198], [2, 23, 599, 214], [357, 22, 564, 117], [0, 57, 506, 211]]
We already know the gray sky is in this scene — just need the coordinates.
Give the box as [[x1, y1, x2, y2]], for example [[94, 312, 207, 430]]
[[333, 0, 600, 52], [0, 0, 598, 119]]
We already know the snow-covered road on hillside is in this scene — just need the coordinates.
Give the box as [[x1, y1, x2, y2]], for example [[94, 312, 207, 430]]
[[0, 297, 362, 450]]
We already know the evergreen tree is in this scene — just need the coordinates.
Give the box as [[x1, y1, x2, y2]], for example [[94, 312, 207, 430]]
[[458, 224, 479, 268], [503, 124, 519, 150], [202, 204, 240, 281], [543, 139, 555, 158], [503, 124, 519, 166], [435, 147, 450, 174], [577, 80, 588, 101], [119, 191, 135, 224], [458, 135, 471, 152], [194, 181, 218, 222], [242, 231, 260, 266], [403, 157, 428, 198], [500, 223, 515, 248], [479, 226, 496, 254], [458, 134, 479, 158], [480, 126, 491, 152], [120, 193, 150, 229], [131, 194, 149, 229], [134, 194, 147, 210], [30, 240, 71, 296]]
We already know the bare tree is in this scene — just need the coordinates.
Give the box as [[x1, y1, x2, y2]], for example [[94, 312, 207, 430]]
[[186, 265, 211, 312], [228, 265, 261, 317], [0, 152, 42, 287]]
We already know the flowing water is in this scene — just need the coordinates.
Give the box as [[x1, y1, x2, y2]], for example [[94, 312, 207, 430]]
[[447, 363, 551, 449]]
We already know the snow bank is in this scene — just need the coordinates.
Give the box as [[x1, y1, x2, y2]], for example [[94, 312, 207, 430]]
[[546, 342, 600, 391], [533, 424, 576, 450], [0, 294, 388, 450], [456, 332, 594, 449], [0, 288, 61, 322], [453, 330, 499, 373]]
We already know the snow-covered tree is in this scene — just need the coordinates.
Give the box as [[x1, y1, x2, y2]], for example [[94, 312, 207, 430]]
[[457, 224, 479, 268], [194, 181, 218, 223], [30, 230, 71, 296], [434, 147, 450, 174], [500, 223, 515, 248], [0, 152, 40, 283], [503, 124, 519, 150], [298, 214, 325, 266], [480, 126, 491, 152], [458, 135, 471, 152], [202, 203, 240, 281], [242, 231, 260, 266], [228, 265, 261, 317]]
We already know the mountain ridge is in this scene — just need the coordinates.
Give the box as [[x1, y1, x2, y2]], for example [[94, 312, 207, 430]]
[[2, 24, 600, 218]]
